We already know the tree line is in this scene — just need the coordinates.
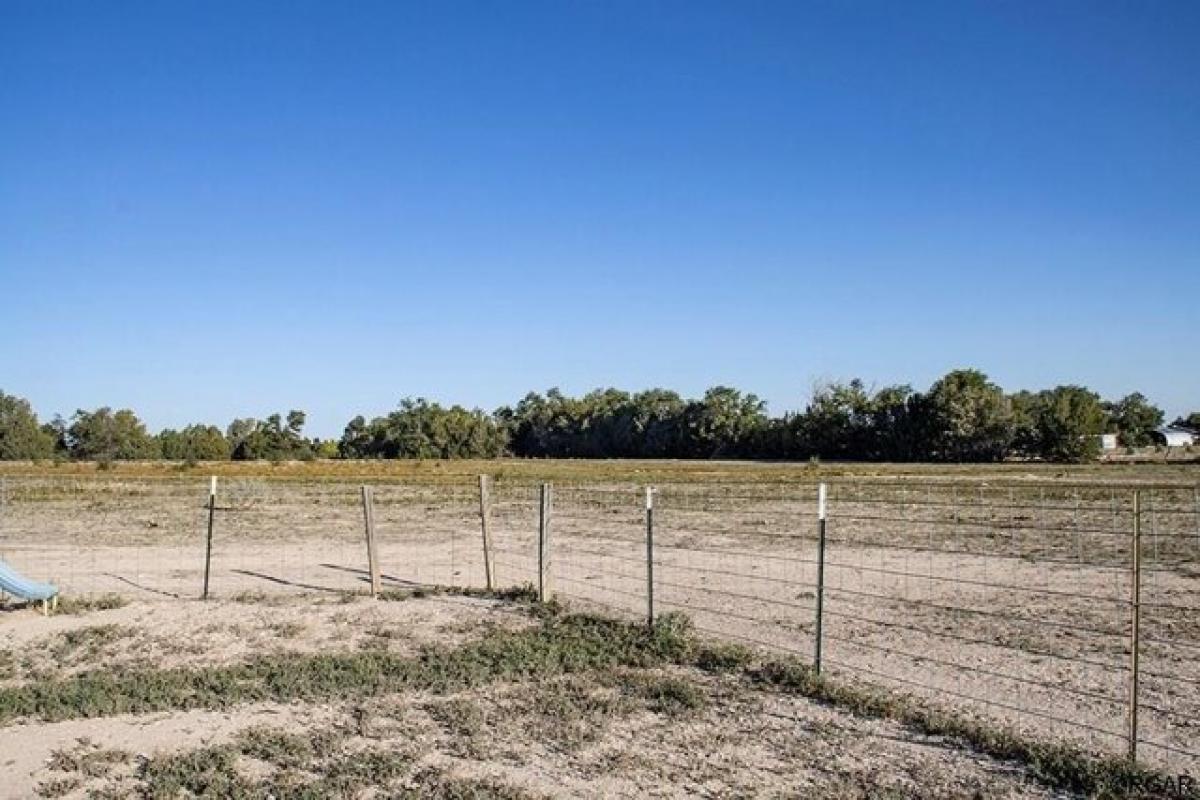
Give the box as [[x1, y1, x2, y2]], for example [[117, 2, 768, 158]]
[[0, 370, 1194, 465]]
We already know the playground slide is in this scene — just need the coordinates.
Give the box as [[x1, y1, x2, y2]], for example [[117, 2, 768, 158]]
[[0, 558, 58, 603]]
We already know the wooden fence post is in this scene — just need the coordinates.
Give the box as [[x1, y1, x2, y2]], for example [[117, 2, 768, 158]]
[[361, 486, 381, 597], [202, 476, 217, 600], [479, 475, 495, 591], [1128, 489, 1142, 762], [538, 483, 552, 602], [814, 482, 828, 674], [645, 486, 655, 629]]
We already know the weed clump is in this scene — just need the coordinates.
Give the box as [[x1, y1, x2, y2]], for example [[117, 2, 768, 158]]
[[51, 624, 129, 661], [52, 594, 127, 615], [381, 584, 540, 605], [621, 673, 707, 715], [693, 642, 754, 674], [396, 768, 545, 799], [234, 726, 318, 769]]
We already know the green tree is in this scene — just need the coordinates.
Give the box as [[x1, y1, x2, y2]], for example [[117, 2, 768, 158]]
[[1024, 386, 1108, 463], [868, 384, 921, 461], [498, 389, 585, 458], [67, 408, 159, 461], [339, 399, 506, 459], [41, 416, 69, 457], [627, 389, 686, 457], [1104, 393, 1163, 447], [158, 425, 231, 461], [1008, 390, 1041, 458], [0, 391, 55, 460], [795, 380, 870, 460], [312, 439, 340, 459], [923, 369, 1013, 462], [793, 380, 918, 461], [680, 387, 768, 458], [228, 412, 313, 460], [1174, 412, 1200, 433], [338, 416, 372, 458], [225, 418, 257, 456]]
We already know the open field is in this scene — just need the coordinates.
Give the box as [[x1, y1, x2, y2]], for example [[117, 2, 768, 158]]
[[1, 460, 1198, 796], [0, 591, 1183, 800], [1, 457, 1198, 484]]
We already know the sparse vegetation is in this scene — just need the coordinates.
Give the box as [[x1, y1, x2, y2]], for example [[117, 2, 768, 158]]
[[8, 594, 1196, 799], [0, 610, 691, 725], [378, 584, 540, 605], [50, 624, 130, 661], [234, 725, 321, 768], [46, 741, 131, 778], [51, 594, 128, 615], [742, 655, 1180, 799], [620, 672, 708, 715], [397, 769, 545, 800]]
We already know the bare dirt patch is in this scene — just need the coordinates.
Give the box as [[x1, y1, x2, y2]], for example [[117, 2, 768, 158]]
[[0, 593, 534, 690]]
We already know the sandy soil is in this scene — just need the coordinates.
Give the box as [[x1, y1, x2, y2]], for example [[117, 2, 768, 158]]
[[0, 593, 534, 687], [0, 594, 1073, 800]]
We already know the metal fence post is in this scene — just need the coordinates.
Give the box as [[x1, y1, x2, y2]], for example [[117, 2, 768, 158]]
[[1194, 485, 1199, 551], [478, 475, 495, 591], [1128, 488, 1142, 762], [361, 486, 381, 597], [202, 476, 217, 600], [538, 483, 552, 602], [814, 482, 828, 674], [645, 486, 655, 629]]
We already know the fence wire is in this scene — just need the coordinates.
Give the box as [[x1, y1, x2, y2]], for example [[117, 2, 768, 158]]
[[0, 474, 1196, 775], [541, 479, 1199, 776]]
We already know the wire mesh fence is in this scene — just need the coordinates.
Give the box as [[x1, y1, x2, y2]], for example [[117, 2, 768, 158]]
[[0, 477, 485, 598], [0, 473, 1196, 774], [515, 478, 1200, 776]]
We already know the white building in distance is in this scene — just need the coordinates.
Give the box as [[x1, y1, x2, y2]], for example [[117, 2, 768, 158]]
[[1150, 426, 1197, 447]]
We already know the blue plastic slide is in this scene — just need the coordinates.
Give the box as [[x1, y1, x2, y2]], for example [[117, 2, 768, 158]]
[[0, 558, 58, 604]]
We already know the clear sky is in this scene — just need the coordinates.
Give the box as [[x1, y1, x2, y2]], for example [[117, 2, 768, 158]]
[[2, 1, 1197, 438]]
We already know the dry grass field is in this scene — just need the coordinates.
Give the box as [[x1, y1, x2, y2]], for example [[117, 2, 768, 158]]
[[1, 459, 1198, 798], [0, 591, 1091, 800], [1, 456, 1197, 483]]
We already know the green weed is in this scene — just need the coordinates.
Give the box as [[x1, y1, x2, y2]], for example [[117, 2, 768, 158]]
[[621, 673, 707, 715], [0, 610, 690, 725], [396, 769, 544, 800], [50, 624, 129, 661], [52, 594, 127, 615], [747, 657, 1176, 799]]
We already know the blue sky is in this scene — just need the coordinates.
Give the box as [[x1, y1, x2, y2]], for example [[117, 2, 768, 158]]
[[2, 1, 1197, 438]]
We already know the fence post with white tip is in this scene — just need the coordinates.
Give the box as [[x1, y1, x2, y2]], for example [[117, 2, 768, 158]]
[[814, 482, 828, 674], [202, 476, 217, 600]]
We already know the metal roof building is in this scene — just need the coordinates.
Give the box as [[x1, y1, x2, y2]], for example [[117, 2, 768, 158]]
[[1151, 426, 1197, 447]]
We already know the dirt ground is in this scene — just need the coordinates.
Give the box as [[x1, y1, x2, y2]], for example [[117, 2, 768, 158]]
[[1, 474, 1197, 780], [0, 591, 536, 688], [0, 593, 1082, 800]]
